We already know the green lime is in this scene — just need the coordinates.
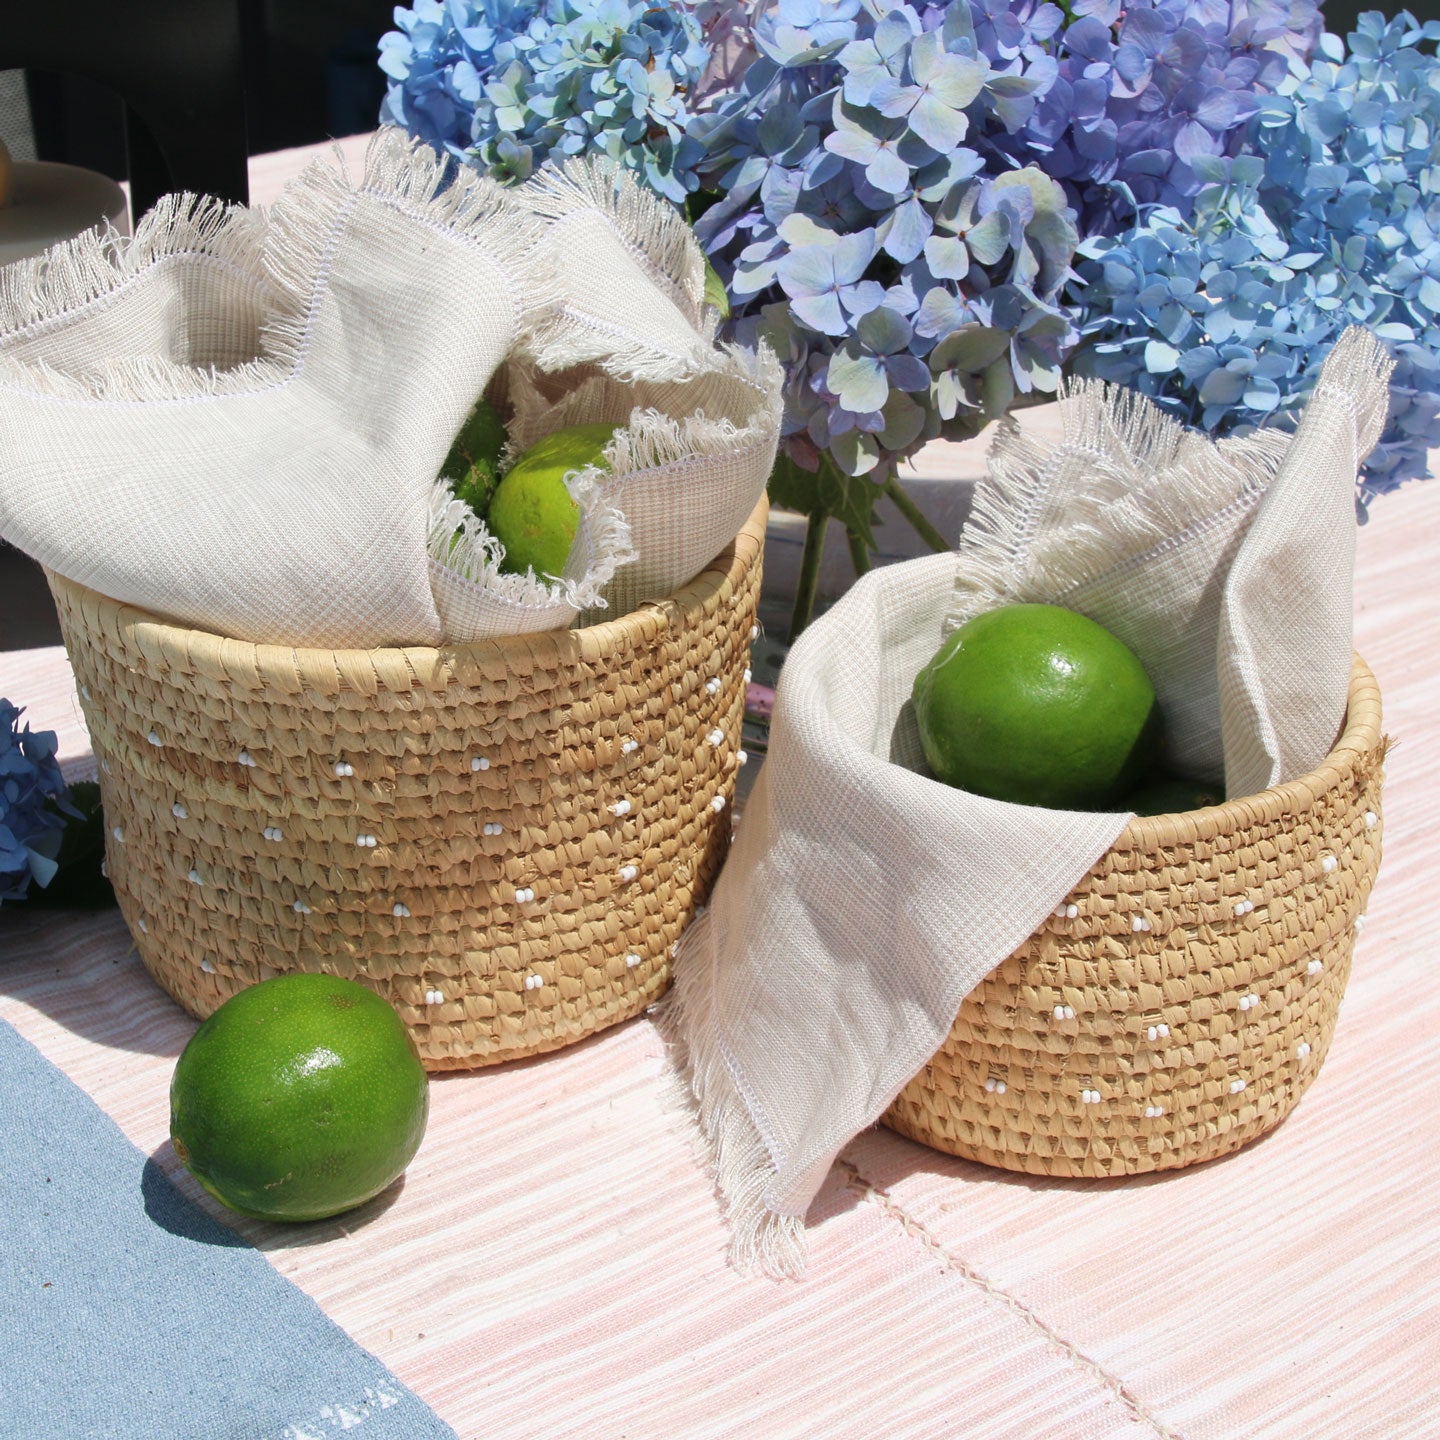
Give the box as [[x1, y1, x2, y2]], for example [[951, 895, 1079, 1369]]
[[1126, 774, 1223, 817], [912, 602, 1163, 810], [444, 396, 508, 517], [170, 973, 428, 1223], [488, 422, 617, 581]]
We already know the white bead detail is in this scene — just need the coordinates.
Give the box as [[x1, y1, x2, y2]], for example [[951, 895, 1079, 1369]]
[[425, 989, 444, 1005], [334, 762, 354, 777], [294, 900, 311, 914], [710, 794, 727, 813], [1229, 1078, 1247, 1094], [99, 861, 108, 879], [1238, 993, 1260, 1012], [1297, 1041, 1313, 1060], [1081, 1089, 1101, 1104], [706, 728, 725, 748], [263, 825, 283, 842], [736, 750, 749, 767], [1052, 1004, 1075, 1021], [705, 676, 722, 695], [392, 903, 411, 918], [1233, 899, 1255, 917], [1131, 915, 1151, 933], [187, 868, 202, 885], [621, 737, 639, 755], [1147, 1022, 1171, 1042], [1321, 854, 1338, 874], [1355, 913, 1367, 932], [1307, 959, 1324, 976], [112, 826, 124, 843], [356, 833, 377, 848], [237, 750, 256, 767], [137, 918, 148, 933], [100, 759, 111, 775], [1364, 810, 1378, 830], [172, 803, 187, 820], [524, 973, 543, 991], [1144, 1105, 1165, 1118], [625, 953, 642, 969], [670, 941, 680, 958], [147, 731, 162, 747], [985, 1077, 1008, 1094], [619, 864, 639, 882], [750, 624, 759, 639], [1053, 902, 1079, 920], [482, 822, 503, 836], [609, 799, 632, 817], [200, 959, 215, 974], [743, 668, 753, 684], [514, 887, 535, 904], [80, 685, 91, 701]]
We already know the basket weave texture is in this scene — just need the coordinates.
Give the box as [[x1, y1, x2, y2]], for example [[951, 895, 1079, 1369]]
[[885, 655, 1385, 1176], [48, 502, 765, 1070]]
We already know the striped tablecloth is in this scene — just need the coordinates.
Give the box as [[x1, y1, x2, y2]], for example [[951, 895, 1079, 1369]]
[[2, 138, 1438, 1440]]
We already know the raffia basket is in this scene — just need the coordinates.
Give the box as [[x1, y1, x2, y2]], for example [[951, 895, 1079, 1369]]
[[885, 655, 1385, 1176], [46, 502, 765, 1070]]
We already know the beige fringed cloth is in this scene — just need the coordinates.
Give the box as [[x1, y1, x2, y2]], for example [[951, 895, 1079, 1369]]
[[0, 129, 780, 647], [661, 328, 1395, 1277]]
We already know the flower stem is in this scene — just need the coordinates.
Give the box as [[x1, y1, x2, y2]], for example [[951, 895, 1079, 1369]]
[[883, 475, 950, 554], [846, 526, 872, 579], [789, 511, 829, 641]]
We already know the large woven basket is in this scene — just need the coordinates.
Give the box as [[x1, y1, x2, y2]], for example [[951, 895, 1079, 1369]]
[[47, 501, 765, 1070], [885, 655, 1385, 1176]]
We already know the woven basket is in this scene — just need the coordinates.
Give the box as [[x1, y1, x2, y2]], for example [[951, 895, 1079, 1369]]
[[47, 501, 766, 1070], [885, 655, 1385, 1176]]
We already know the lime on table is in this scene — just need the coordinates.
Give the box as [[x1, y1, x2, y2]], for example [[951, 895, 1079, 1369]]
[[488, 422, 617, 581], [912, 602, 1163, 810], [170, 973, 429, 1223]]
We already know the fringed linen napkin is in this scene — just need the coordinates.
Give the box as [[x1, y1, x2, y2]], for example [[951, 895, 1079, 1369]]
[[0, 130, 779, 647], [662, 327, 1393, 1276]]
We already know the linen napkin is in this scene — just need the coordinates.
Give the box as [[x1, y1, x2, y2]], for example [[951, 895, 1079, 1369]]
[[0, 131, 779, 647], [662, 327, 1393, 1275]]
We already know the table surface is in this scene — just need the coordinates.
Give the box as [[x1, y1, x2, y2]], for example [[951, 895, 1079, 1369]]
[[3, 137, 1439, 1440]]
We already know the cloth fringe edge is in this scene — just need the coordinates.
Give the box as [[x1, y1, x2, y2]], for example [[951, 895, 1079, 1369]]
[[0, 129, 535, 406], [652, 910, 809, 1280], [520, 156, 706, 319], [947, 379, 1293, 630], [424, 462, 636, 626], [0, 191, 268, 345], [511, 156, 722, 384]]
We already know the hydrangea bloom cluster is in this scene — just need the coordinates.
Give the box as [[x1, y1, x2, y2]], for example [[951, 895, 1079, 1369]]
[[969, 0, 1321, 236], [379, 0, 711, 201], [0, 700, 72, 905], [1073, 10, 1440, 504], [380, 0, 1439, 505], [688, 0, 1079, 478]]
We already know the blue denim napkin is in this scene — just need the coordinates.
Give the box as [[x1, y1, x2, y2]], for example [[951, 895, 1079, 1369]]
[[0, 1018, 456, 1440]]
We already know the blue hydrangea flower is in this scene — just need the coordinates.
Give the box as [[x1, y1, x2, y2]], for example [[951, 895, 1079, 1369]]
[[690, 2, 1080, 478], [967, 0, 1321, 235], [0, 700, 74, 905], [379, 0, 713, 202], [1071, 10, 1440, 505]]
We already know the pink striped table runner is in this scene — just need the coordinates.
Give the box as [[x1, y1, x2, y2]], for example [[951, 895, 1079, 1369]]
[[1, 138, 1437, 1439]]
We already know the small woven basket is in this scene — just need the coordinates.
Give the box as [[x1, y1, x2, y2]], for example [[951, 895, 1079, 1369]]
[[47, 502, 765, 1071], [885, 655, 1385, 1176]]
